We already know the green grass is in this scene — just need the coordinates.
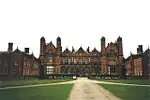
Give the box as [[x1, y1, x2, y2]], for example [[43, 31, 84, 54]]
[[0, 78, 73, 88], [0, 84, 73, 100], [98, 79, 150, 85], [100, 84, 150, 100]]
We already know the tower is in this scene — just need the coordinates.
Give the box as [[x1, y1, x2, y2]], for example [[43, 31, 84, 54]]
[[117, 36, 124, 78], [56, 36, 62, 54], [101, 36, 106, 56], [40, 36, 46, 64], [56, 36, 62, 74], [39, 36, 45, 79], [117, 36, 123, 56]]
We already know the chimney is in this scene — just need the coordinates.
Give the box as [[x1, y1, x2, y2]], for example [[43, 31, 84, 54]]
[[138, 45, 143, 53], [137, 47, 140, 54], [25, 48, 29, 54], [8, 42, 13, 52]]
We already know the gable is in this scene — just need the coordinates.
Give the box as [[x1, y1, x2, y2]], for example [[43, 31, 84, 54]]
[[62, 48, 72, 56], [45, 42, 56, 53], [74, 47, 88, 56], [90, 48, 100, 56]]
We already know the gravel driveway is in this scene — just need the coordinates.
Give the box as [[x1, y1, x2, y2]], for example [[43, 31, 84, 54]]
[[68, 78, 121, 100]]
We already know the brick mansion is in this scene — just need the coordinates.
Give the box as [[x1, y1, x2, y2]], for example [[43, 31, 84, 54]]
[[0, 36, 149, 78]]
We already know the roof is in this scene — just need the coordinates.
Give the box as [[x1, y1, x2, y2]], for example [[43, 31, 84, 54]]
[[0, 51, 9, 55], [125, 53, 142, 61]]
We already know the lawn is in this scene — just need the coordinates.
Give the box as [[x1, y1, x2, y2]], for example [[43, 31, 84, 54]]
[[100, 84, 150, 100], [0, 78, 73, 88], [98, 79, 150, 85], [0, 84, 73, 100]]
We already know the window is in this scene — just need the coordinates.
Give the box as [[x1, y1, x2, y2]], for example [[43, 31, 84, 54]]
[[68, 58, 71, 64], [79, 58, 83, 64], [49, 57, 53, 62], [62, 58, 65, 64], [85, 58, 88, 64], [34, 64, 37, 68], [74, 59, 77, 64], [14, 61, 18, 66], [47, 66, 54, 74]]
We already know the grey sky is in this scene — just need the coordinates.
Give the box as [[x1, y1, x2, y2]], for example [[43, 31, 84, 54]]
[[0, 0, 150, 58]]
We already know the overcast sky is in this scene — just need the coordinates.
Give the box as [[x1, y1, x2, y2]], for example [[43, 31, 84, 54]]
[[0, 0, 150, 58]]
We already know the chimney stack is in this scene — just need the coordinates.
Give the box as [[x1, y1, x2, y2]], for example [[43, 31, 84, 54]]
[[8, 42, 13, 52], [25, 48, 29, 54], [137, 48, 140, 54], [138, 45, 143, 53]]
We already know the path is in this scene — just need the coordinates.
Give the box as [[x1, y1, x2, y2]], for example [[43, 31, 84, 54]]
[[0, 80, 76, 90], [68, 78, 121, 100]]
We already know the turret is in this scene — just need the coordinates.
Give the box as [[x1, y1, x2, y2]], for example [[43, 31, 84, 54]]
[[117, 36, 123, 56], [101, 36, 106, 56], [40, 36, 45, 56], [56, 36, 62, 54]]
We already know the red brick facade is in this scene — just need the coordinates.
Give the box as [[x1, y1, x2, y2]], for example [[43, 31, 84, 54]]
[[0, 44, 40, 76], [125, 45, 150, 77], [39, 36, 123, 76]]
